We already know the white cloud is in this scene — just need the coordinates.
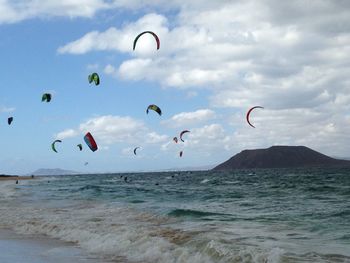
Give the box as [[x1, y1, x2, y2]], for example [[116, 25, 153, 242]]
[[145, 132, 168, 143], [78, 115, 146, 144], [55, 115, 168, 146], [186, 91, 198, 99], [55, 129, 78, 140], [58, 13, 168, 55], [162, 109, 216, 128], [104, 64, 117, 76], [0, 0, 110, 24], [161, 123, 234, 156], [0, 106, 15, 113], [56, 1, 350, 157]]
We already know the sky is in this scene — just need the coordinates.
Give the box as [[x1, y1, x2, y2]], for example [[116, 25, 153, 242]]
[[1, 0, 350, 174]]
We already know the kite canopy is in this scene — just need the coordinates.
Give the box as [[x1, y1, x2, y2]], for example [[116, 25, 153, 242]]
[[179, 151, 183, 157], [42, 93, 51, 102], [133, 31, 160, 50], [146, 104, 162, 116], [173, 137, 178, 143], [180, 130, 190, 142], [246, 106, 264, 128], [88, 73, 100, 86], [84, 132, 98, 152], [133, 147, 140, 155], [77, 144, 83, 151], [51, 140, 62, 153], [8, 117, 13, 125]]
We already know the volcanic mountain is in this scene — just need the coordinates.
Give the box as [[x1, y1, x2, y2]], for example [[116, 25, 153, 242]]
[[213, 146, 350, 170]]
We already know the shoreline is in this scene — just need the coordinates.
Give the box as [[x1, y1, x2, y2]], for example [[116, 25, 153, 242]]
[[0, 176, 34, 181], [0, 228, 107, 263]]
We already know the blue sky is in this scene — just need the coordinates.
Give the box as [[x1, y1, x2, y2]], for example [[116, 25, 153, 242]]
[[1, 1, 350, 174]]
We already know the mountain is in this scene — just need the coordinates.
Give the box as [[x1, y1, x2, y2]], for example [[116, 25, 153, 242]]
[[213, 146, 350, 170], [30, 168, 78, 176]]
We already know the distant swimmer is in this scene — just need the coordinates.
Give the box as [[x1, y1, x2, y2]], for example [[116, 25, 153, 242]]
[[155, 183, 159, 186], [120, 175, 123, 178]]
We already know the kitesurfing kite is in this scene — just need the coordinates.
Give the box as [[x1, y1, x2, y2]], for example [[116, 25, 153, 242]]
[[179, 151, 183, 157], [180, 130, 190, 142], [88, 73, 100, 86], [7, 117, 13, 125], [133, 31, 160, 50], [84, 162, 89, 166], [77, 144, 83, 151], [42, 93, 51, 102], [246, 106, 264, 128], [133, 147, 141, 155], [51, 140, 62, 153], [84, 132, 98, 152], [173, 137, 178, 143], [146, 104, 162, 116]]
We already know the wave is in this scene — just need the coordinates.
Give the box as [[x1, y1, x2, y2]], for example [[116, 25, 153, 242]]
[[168, 209, 227, 218], [79, 185, 102, 192]]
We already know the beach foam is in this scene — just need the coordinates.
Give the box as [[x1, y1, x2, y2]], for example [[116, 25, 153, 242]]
[[1, 170, 350, 262]]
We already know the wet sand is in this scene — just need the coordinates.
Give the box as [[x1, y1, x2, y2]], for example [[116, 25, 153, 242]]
[[0, 229, 105, 263], [0, 176, 34, 181]]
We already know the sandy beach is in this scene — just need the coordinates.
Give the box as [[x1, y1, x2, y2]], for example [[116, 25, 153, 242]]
[[0, 176, 34, 181]]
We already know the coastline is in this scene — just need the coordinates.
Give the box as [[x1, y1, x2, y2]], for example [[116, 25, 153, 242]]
[[0, 229, 106, 263], [0, 176, 34, 181]]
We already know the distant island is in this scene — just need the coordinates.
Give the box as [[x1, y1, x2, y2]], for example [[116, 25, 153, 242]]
[[31, 168, 78, 176], [213, 146, 350, 170]]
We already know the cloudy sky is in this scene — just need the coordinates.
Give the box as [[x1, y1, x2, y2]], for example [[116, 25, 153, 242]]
[[1, 0, 350, 174]]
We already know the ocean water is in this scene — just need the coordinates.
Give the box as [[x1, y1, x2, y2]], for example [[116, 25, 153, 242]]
[[0, 168, 350, 262]]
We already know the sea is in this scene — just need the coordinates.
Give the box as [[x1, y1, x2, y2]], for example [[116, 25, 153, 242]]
[[0, 167, 349, 263]]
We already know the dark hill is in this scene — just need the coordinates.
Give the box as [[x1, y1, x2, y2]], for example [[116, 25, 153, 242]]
[[213, 146, 350, 170]]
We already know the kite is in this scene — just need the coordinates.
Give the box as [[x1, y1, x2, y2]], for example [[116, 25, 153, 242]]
[[88, 73, 100, 86], [8, 117, 13, 125], [173, 137, 178, 143], [77, 144, 83, 151], [146, 104, 162, 116], [180, 130, 190, 142], [133, 147, 140, 155], [133, 31, 160, 50], [179, 151, 183, 157], [51, 140, 62, 153], [84, 132, 98, 152], [42, 93, 51, 102], [246, 106, 264, 128]]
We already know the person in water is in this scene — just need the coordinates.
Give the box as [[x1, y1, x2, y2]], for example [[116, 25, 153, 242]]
[[124, 176, 128, 183]]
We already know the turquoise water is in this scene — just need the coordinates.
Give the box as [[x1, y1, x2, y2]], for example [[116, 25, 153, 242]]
[[1, 168, 349, 262]]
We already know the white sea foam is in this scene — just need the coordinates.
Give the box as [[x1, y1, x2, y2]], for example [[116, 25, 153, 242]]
[[1, 172, 349, 263], [0, 197, 293, 263]]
